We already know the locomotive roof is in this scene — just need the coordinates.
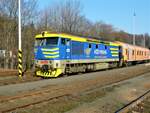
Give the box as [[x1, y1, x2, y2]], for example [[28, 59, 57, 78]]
[[35, 31, 119, 46]]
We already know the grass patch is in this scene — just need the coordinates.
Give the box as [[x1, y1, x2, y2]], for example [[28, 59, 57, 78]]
[[79, 89, 106, 103], [15, 86, 117, 113], [16, 98, 79, 113], [15, 89, 107, 113]]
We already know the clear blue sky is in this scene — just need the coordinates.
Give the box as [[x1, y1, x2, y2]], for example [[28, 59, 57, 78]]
[[38, 0, 150, 34]]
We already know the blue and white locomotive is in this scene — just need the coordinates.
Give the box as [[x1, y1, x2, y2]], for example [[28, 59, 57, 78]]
[[34, 31, 121, 77]]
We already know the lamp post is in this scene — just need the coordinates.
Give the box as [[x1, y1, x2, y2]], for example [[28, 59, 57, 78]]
[[18, 0, 23, 78], [143, 34, 145, 47], [133, 11, 136, 45]]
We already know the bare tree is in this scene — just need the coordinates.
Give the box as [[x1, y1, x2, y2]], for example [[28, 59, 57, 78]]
[[0, 0, 38, 69], [38, 0, 84, 33]]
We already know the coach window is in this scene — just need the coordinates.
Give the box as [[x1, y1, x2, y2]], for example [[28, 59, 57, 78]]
[[126, 49, 128, 55], [139, 51, 141, 55], [89, 44, 92, 48], [132, 50, 134, 55]]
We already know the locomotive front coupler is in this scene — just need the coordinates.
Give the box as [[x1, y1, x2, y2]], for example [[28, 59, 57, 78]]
[[41, 65, 49, 72]]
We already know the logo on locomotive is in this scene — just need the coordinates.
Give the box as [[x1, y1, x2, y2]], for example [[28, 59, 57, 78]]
[[85, 48, 91, 56], [94, 49, 107, 56], [94, 49, 101, 54]]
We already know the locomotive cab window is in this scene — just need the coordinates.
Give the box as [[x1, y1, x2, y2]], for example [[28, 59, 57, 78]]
[[66, 39, 70, 46], [46, 37, 58, 46], [61, 38, 66, 45], [35, 38, 46, 46], [35, 37, 58, 46]]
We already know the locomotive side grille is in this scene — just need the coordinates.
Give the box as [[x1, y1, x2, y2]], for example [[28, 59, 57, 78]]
[[110, 47, 119, 57], [41, 48, 59, 59]]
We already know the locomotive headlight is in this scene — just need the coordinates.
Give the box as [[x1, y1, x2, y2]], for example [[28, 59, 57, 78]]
[[49, 61, 52, 64], [54, 60, 61, 68], [56, 63, 58, 67], [35, 60, 39, 68], [35, 60, 38, 64]]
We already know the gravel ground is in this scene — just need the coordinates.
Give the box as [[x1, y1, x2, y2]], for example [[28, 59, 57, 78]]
[[0, 69, 17, 77], [0, 64, 150, 113], [0, 73, 42, 86], [66, 72, 150, 113], [127, 96, 150, 113], [0, 63, 150, 96], [10, 64, 150, 113], [0, 76, 14, 81]]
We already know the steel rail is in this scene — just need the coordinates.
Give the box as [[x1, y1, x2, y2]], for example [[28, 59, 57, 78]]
[[115, 89, 150, 113]]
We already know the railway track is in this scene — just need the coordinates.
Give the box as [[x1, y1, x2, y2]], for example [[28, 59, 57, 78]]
[[0, 63, 150, 113], [0, 63, 149, 86], [0, 70, 18, 77], [1, 94, 72, 113], [115, 89, 150, 113], [129, 96, 150, 113], [1, 73, 150, 113], [0, 85, 73, 113], [0, 77, 101, 113], [0, 71, 43, 86]]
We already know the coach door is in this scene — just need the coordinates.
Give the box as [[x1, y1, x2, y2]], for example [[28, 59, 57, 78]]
[[66, 39, 71, 59], [119, 46, 122, 61], [126, 46, 132, 61], [60, 38, 71, 59]]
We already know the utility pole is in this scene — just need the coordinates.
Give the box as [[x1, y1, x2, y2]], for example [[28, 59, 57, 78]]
[[143, 34, 146, 47], [133, 11, 136, 45], [18, 0, 23, 78]]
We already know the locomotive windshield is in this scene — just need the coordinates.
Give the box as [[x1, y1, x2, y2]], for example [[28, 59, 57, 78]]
[[35, 37, 58, 46]]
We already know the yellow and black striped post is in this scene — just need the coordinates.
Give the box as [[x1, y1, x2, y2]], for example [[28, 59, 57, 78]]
[[18, 0, 22, 78], [18, 49, 23, 78]]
